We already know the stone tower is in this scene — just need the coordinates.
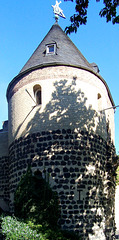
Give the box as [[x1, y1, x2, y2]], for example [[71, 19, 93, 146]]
[[0, 23, 118, 239]]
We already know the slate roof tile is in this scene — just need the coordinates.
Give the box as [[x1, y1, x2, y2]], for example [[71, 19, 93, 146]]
[[20, 23, 93, 73]]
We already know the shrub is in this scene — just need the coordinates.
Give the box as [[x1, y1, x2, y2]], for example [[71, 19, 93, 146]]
[[27, 221, 81, 240], [1, 216, 81, 240], [1, 215, 43, 240], [14, 167, 60, 226], [13, 166, 81, 240]]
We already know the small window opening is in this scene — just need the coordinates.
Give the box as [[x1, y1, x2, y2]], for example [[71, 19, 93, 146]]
[[48, 45, 54, 53], [97, 93, 101, 100], [35, 89, 41, 105], [33, 85, 42, 105], [97, 93, 102, 111], [46, 43, 56, 55]]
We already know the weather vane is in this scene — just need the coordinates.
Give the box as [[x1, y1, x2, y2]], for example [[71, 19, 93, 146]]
[[52, 0, 66, 22]]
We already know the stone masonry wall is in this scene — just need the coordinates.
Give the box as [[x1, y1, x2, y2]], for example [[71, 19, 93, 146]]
[[0, 156, 9, 208], [7, 66, 116, 239], [7, 67, 115, 144], [0, 131, 8, 158], [8, 128, 117, 240], [0, 129, 9, 210]]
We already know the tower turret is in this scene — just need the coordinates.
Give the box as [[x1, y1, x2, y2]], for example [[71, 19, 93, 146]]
[[6, 22, 117, 240]]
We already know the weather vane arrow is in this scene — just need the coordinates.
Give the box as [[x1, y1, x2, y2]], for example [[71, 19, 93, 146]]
[[52, 0, 66, 22]]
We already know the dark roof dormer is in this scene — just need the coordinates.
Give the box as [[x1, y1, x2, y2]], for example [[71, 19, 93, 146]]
[[19, 23, 94, 74], [6, 23, 115, 107], [46, 42, 57, 55]]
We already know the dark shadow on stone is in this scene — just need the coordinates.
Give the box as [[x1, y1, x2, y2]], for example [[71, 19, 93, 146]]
[[23, 79, 97, 135]]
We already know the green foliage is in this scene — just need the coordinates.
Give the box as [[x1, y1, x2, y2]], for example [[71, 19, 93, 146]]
[[64, 0, 119, 34], [27, 221, 81, 240], [0, 216, 81, 240], [116, 165, 119, 185], [1, 215, 43, 240], [14, 167, 60, 227], [12, 166, 81, 240], [99, 0, 119, 24], [65, 0, 88, 34]]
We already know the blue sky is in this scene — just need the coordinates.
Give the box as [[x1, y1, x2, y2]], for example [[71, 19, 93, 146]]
[[0, 0, 119, 153]]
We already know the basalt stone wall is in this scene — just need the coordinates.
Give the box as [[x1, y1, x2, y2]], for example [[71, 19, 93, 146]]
[[0, 156, 9, 208], [9, 128, 117, 240], [0, 129, 9, 211]]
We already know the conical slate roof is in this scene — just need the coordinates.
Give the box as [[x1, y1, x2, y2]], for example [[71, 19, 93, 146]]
[[7, 22, 114, 106], [20, 23, 93, 74]]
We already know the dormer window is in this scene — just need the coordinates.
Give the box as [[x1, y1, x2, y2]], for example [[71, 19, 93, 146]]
[[46, 43, 56, 55], [48, 45, 54, 53]]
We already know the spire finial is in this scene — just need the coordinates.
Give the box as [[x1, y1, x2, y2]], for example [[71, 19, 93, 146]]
[[52, 0, 66, 22]]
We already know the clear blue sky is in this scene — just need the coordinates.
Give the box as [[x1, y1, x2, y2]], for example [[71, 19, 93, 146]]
[[0, 0, 119, 153]]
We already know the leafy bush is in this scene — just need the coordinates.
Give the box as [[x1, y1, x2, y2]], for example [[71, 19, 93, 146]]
[[13, 166, 81, 240], [14, 167, 60, 226], [1, 215, 43, 240], [1, 216, 81, 240], [27, 221, 81, 240]]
